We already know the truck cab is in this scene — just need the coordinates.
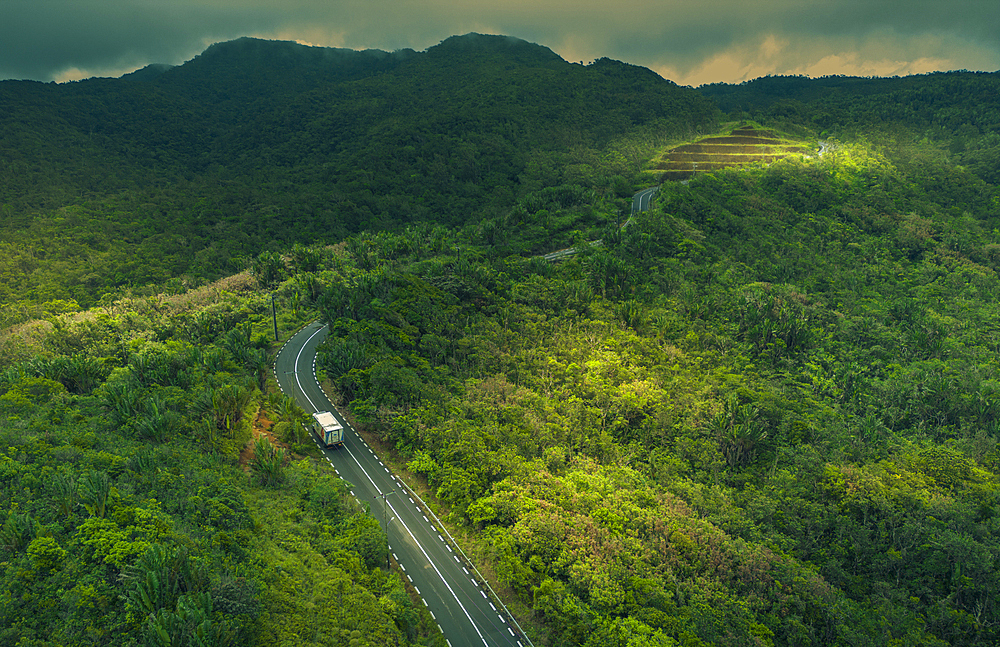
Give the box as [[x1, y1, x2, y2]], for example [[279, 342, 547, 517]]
[[312, 411, 345, 447]]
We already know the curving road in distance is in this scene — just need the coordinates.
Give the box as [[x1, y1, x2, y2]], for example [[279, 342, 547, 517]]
[[541, 185, 658, 261], [274, 322, 526, 647], [631, 186, 657, 215]]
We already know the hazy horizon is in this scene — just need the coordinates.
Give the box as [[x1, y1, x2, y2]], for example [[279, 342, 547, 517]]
[[2, 1, 997, 86]]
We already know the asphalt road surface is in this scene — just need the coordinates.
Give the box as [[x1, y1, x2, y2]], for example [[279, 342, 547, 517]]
[[274, 321, 526, 647], [631, 186, 657, 215]]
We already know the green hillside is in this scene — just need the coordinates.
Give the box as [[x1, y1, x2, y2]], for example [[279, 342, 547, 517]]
[[301, 137, 1000, 647], [0, 34, 717, 316], [3, 35, 1000, 647], [698, 71, 1000, 183]]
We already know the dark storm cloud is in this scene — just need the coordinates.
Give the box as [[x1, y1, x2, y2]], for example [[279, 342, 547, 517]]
[[510, 0, 1000, 82], [0, 0, 282, 80], [1, 0, 998, 84]]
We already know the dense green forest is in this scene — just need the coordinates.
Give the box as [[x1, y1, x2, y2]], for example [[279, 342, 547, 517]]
[[0, 281, 441, 645], [3, 33, 1000, 647], [0, 34, 716, 316]]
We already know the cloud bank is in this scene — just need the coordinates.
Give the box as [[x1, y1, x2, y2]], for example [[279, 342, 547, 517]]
[[2, 0, 998, 84]]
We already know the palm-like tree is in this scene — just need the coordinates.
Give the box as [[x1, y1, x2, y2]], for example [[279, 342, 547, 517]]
[[99, 378, 143, 426], [249, 437, 286, 487], [79, 470, 110, 518], [51, 470, 78, 517], [710, 395, 769, 469]]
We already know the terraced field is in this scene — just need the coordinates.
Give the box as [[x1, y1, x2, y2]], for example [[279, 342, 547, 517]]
[[652, 125, 814, 181]]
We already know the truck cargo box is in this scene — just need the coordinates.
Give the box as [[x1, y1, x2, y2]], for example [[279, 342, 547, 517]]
[[312, 411, 344, 447]]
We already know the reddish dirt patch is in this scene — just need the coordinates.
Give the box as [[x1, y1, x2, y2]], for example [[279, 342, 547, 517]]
[[239, 409, 288, 469]]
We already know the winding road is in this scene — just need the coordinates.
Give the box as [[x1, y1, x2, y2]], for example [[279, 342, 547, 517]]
[[274, 322, 525, 647], [631, 186, 657, 215], [541, 186, 658, 261], [274, 186, 660, 643]]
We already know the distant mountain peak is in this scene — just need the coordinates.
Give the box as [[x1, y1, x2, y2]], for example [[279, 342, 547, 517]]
[[427, 33, 563, 65]]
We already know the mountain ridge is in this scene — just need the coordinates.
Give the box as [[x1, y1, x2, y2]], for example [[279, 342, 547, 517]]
[[0, 33, 717, 307]]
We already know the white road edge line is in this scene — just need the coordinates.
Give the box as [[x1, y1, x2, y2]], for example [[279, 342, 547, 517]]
[[290, 323, 493, 647]]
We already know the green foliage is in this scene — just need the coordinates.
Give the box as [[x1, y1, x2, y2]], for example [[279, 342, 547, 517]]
[[5, 40, 1000, 647], [193, 384, 256, 457], [293, 114, 1000, 645], [0, 35, 717, 309], [709, 395, 769, 469], [248, 437, 286, 488], [27, 536, 67, 572], [0, 284, 421, 646], [0, 376, 67, 409], [50, 470, 78, 517], [78, 470, 111, 518], [249, 251, 287, 289], [1, 510, 36, 551]]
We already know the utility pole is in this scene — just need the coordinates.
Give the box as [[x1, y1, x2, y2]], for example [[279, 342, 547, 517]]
[[271, 293, 278, 341], [377, 492, 396, 569], [385, 515, 395, 569]]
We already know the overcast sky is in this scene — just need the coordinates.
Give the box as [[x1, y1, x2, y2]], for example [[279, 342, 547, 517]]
[[2, 0, 998, 85]]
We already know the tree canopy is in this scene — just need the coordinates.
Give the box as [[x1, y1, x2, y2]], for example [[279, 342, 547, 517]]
[[4, 33, 1000, 647]]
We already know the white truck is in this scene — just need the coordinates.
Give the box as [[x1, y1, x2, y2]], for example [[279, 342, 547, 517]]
[[311, 411, 345, 448]]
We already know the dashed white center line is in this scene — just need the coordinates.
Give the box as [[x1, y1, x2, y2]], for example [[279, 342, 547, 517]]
[[280, 323, 506, 647]]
